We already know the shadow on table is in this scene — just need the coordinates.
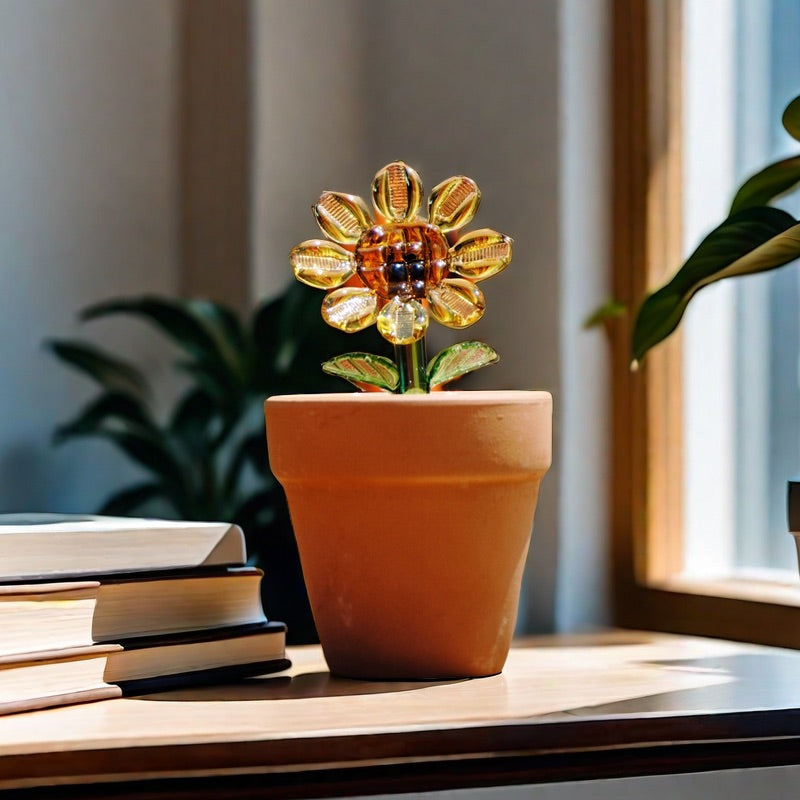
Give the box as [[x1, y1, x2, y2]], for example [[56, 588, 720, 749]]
[[137, 669, 465, 702], [563, 652, 800, 717]]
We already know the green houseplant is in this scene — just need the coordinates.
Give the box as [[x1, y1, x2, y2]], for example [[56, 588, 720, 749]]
[[631, 94, 800, 362], [626, 93, 800, 577], [48, 282, 388, 644]]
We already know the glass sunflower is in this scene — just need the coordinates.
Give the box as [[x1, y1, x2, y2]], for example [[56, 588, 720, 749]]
[[289, 161, 512, 393]]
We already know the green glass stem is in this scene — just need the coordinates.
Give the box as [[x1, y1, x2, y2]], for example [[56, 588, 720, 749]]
[[395, 340, 429, 393]]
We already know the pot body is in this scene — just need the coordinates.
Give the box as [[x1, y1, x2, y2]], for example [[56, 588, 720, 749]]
[[265, 390, 552, 680]]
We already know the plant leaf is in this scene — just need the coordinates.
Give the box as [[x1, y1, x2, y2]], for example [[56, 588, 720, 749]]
[[583, 298, 627, 329], [82, 296, 211, 352], [729, 155, 800, 215], [175, 360, 238, 409], [427, 341, 499, 388], [255, 283, 325, 384], [46, 340, 149, 398], [250, 291, 286, 384], [239, 432, 270, 478], [54, 392, 154, 444], [783, 95, 800, 142], [632, 207, 800, 363], [274, 283, 324, 375], [82, 296, 247, 392], [193, 300, 252, 380], [99, 482, 165, 516], [169, 388, 217, 434], [222, 432, 269, 506], [252, 282, 391, 395], [64, 418, 188, 494], [231, 488, 278, 536], [322, 352, 399, 391], [168, 388, 226, 453]]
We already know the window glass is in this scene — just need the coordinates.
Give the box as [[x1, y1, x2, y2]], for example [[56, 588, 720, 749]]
[[682, 0, 800, 579]]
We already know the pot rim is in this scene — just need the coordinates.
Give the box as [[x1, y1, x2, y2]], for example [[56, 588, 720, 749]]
[[265, 389, 551, 407]]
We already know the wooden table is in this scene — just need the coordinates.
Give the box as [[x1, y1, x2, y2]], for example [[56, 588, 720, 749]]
[[3, 631, 800, 798]]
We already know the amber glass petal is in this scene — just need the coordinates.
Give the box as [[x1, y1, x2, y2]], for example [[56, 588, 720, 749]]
[[313, 192, 372, 244], [376, 296, 428, 344], [428, 176, 481, 232], [321, 287, 379, 332], [290, 240, 356, 289], [449, 229, 513, 281], [371, 161, 423, 223], [427, 278, 485, 328]]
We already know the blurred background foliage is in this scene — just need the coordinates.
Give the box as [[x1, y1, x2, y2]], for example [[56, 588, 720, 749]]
[[47, 282, 390, 644]]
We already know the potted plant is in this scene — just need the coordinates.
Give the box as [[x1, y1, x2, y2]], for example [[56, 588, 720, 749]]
[[624, 93, 800, 572], [48, 283, 390, 644], [265, 161, 552, 680], [630, 94, 800, 364]]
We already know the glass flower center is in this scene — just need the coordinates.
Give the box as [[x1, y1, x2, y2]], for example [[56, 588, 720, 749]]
[[355, 222, 449, 300]]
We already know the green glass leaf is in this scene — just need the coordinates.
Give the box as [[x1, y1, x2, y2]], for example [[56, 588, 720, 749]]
[[729, 156, 800, 215], [427, 341, 499, 388], [783, 95, 800, 142], [321, 352, 399, 391], [632, 207, 800, 363], [46, 340, 149, 398]]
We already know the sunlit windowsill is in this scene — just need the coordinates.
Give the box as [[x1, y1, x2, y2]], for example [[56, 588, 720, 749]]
[[654, 569, 800, 607]]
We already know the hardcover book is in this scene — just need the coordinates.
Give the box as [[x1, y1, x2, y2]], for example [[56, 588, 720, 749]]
[[0, 622, 289, 716], [0, 567, 266, 658], [0, 514, 246, 580]]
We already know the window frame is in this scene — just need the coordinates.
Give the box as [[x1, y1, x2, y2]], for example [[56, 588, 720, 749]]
[[611, 0, 800, 649]]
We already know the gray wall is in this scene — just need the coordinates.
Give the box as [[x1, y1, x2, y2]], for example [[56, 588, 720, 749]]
[[0, 0, 180, 513], [556, 0, 611, 628]]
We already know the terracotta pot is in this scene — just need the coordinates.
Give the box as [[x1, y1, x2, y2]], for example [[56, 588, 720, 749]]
[[264, 390, 552, 680]]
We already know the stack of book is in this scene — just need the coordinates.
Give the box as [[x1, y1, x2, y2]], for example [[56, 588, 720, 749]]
[[0, 514, 289, 715]]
